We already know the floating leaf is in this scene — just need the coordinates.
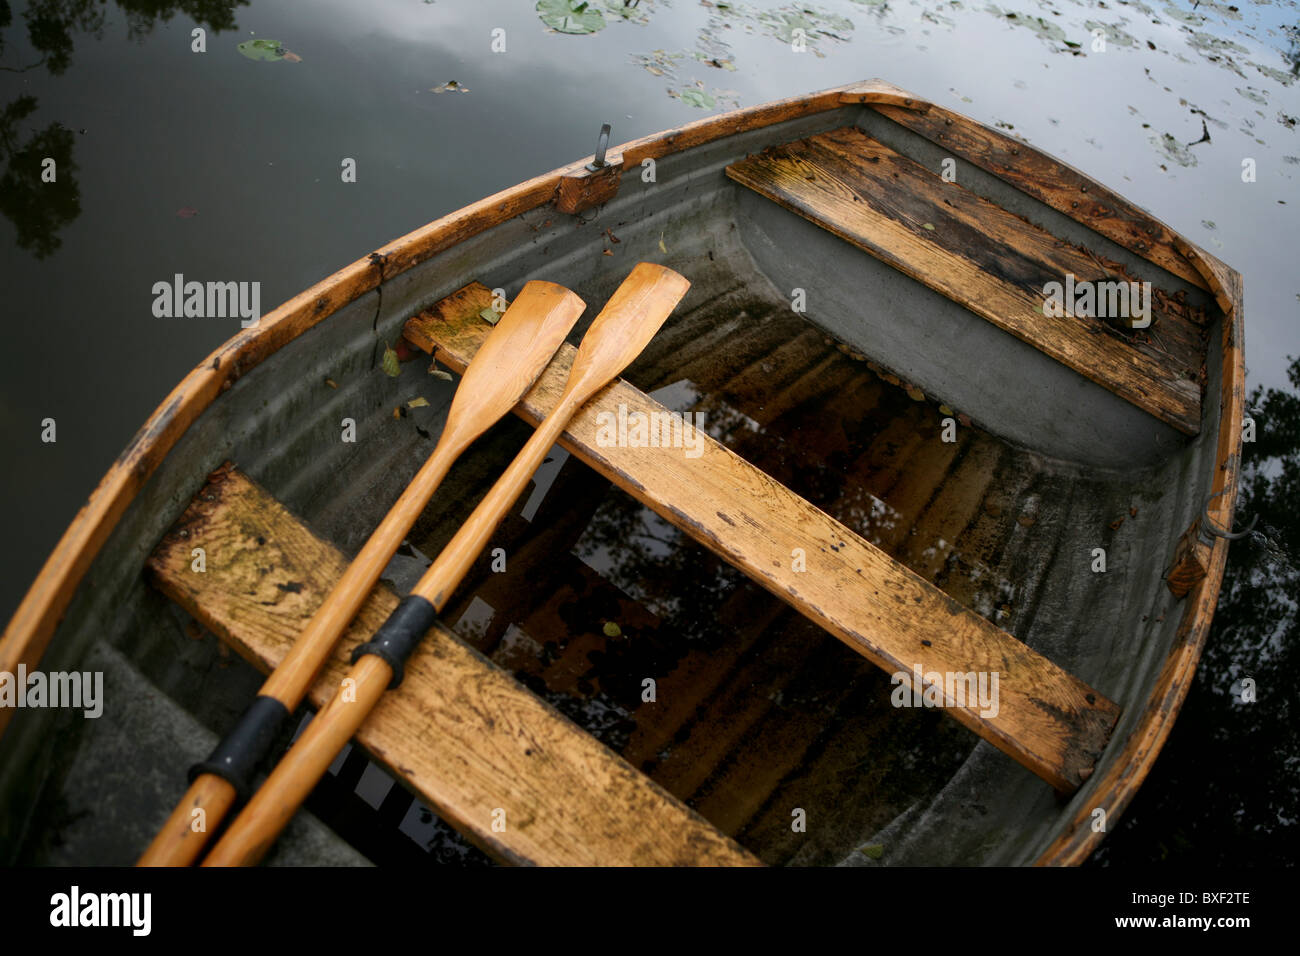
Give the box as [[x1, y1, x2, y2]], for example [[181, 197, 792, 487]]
[[382, 344, 401, 377], [479, 306, 502, 325], [537, 0, 607, 34], [238, 38, 289, 61], [859, 844, 885, 860], [407, 397, 430, 409], [676, 87, 717, 109], [429, 80, 469, 93], [603, 621, 622, 637]]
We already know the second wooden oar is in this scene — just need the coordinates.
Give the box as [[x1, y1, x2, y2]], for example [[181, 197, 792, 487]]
[[201, 262, 690, 866], [138, 280, 585, 866]]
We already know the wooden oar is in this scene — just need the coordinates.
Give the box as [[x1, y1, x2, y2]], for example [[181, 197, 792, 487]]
[[138, 280, 585, 866], [201, 262, 690, 866]]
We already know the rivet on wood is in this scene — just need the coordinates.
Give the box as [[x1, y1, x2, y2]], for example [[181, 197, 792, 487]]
[[1080, 185, 1089, 192], [1071, 200, 1079, 208]]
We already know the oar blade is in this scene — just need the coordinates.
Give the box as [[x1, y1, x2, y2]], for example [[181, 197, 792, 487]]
[[565, 263, 690, 405], [440, 280, 585, 448]]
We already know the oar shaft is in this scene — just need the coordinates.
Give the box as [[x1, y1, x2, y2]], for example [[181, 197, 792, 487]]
[[261, 440, 457, 700], [201, 403, 576, 867], [138, 438, 459, 866], [414, 398, 577, 610]]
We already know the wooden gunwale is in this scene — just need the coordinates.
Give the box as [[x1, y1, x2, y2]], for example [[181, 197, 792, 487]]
[[0, 80, 1242, 867], [1036, 244, 1243, 865]]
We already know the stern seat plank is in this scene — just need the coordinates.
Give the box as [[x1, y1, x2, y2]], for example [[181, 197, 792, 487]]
[[724, 126, 1203, 434]]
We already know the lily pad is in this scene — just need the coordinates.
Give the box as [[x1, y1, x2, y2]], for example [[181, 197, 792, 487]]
[[238, 38, 290, 62], [676, 87, 717, 109], [537, 0, 607, 34]]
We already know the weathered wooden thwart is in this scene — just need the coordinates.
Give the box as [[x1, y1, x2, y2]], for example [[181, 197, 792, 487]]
[[0, 80, 1242, 867], [404, 284, 1120, 792], [148, 468, 757, 866]]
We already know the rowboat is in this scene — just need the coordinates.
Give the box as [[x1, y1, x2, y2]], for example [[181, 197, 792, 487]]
[[0, 80, 1243, 866]]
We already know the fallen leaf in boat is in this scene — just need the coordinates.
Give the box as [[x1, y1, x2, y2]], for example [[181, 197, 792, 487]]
[[176, 207, 198, 218], [1017, 514, 1036, 528], [393, 407, 402, 420], [1130, 506, 1138, 517], [324, 378, 338, 389], [922, 222, 936, 231], [382, 344, 401, 377], [906, 385, 925, 401], [238, 38, 291, 61], [605, 228, 620, 243], [1110, 517, 1125, 530], [430, 369, 453, 381], [602, 248, 614, 256], [536, 0, 607, 34], [394, 338, 420, 362], [603, 621, 622, 638], [939, 404, 954, 416], [658, 233, 667, 253], [407, 397, 430, 409], [478, 306, 501, 325], [859, 844, 885, 860], [429, 80, 469, 93], [957, 413, 972, 427]]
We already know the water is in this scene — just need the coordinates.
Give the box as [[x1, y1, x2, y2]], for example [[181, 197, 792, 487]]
[[1, 0, 1297, 864]]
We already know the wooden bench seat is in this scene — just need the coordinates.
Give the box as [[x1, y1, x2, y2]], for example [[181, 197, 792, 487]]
[[403, 284, 1121, 792], [147, 467, 759, 867], [725, 126, 1205, 435]]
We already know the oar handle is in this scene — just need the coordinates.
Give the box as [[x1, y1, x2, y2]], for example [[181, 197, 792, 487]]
[[202, 655, 393, 866]]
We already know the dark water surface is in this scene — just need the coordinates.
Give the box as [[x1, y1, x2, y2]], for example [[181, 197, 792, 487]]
[[1, 0, 1297, 865]]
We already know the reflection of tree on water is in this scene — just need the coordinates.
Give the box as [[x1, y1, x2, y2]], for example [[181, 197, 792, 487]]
[[1094, 356, 1300, 866], [0, 0, 246, 257]]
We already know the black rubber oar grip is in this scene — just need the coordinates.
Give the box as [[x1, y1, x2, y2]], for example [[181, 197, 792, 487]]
[[349, 595, 439, 689], [189, 694, 291, 801]]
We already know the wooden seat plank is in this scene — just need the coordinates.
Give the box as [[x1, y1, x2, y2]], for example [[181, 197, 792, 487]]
[[724, 127, 1203, 434], [147, 466, 760, 867], [404, 284, 1122, 792]]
